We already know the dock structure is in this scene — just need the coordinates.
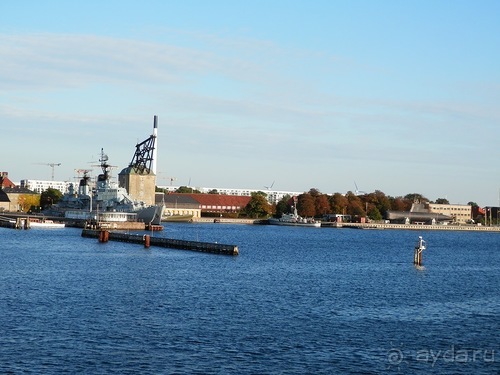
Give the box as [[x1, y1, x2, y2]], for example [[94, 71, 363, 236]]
[[84, 220, 161, 231], [0, 216, 30, 229], [81, 229, 239, 256]]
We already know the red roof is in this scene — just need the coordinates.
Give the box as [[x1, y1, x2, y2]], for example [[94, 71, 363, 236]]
[[0, 175, 15, 188]]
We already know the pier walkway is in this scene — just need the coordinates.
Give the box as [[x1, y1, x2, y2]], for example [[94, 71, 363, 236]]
[[81, 229, 239, 255]]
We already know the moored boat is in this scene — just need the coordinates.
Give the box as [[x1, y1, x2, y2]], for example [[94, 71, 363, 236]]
[[268, 205, 321, 227], [29, 219, 65, 229]]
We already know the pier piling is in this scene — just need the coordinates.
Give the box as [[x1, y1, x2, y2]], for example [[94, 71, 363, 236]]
[[413, 236, 426, 266], [98, 230, 109, 243]]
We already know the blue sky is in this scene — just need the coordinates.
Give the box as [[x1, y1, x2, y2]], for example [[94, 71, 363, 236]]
[[1, 0, 499, 206]]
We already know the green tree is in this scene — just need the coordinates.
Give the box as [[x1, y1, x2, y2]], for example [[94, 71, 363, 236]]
[[208, 189, 219, 194], [367, 206, 383, 221], [275, 195, 292, 217], [40, 188, 63, 209], [365, 190, 391, 218], [175, 186, 201, 194], [435, 198, 450, 204], [244, 192, 272, 218], [308, 188, 321, 197]]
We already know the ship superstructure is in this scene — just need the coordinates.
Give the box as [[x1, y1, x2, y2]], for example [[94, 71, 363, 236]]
[[48, 116, 163, 225]]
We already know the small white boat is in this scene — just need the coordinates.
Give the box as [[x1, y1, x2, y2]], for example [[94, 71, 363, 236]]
[[268, 205, 321, 227], [30, 219, 65, 229]]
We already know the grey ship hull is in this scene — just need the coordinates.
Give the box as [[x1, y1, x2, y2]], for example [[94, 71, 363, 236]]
[[136, 205, 164, 225]]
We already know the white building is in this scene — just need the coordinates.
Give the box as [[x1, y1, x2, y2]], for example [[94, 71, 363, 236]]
[[159, 186, 305, 205], [20, 179, 71, 194]]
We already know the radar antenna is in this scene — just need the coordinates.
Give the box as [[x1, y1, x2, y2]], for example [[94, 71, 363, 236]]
[[90, 148, 116, 183]]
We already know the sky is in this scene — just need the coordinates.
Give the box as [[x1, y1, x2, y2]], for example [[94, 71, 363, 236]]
[[1, 0, 499, 206]]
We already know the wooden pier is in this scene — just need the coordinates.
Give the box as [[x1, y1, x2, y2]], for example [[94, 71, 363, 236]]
[[81, 229, 239, 256]]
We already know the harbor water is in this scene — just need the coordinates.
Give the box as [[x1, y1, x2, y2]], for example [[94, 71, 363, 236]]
[[1, 224, 499, 374]]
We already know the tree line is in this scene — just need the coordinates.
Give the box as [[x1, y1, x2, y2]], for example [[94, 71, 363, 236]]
[[15, 185, 486, 223], [245, 189, 455, 220], [162, 186, 481, 221]]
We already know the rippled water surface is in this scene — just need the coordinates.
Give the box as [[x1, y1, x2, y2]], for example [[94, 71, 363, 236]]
[[1, 225, 499, 374]]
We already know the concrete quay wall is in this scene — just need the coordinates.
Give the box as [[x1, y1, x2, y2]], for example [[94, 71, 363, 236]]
[[326, 222, 500, 232], [176, 217, 500, 231]]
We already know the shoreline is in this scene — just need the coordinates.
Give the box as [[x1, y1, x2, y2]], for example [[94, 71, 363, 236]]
[[191, 217, 500, 232], [324, 222, 500, 232], [2, 213, 499, 232]]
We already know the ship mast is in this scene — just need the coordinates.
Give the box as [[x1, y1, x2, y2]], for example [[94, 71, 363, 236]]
[[98, 148, 111, 182]]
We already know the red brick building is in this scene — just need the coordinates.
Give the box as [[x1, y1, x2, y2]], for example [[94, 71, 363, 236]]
[[158, 193, 251, 216]]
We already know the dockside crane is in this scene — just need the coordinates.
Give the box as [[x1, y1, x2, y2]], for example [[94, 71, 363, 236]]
[[35, 162, 62, 180], [156, 172, 177, 186]]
